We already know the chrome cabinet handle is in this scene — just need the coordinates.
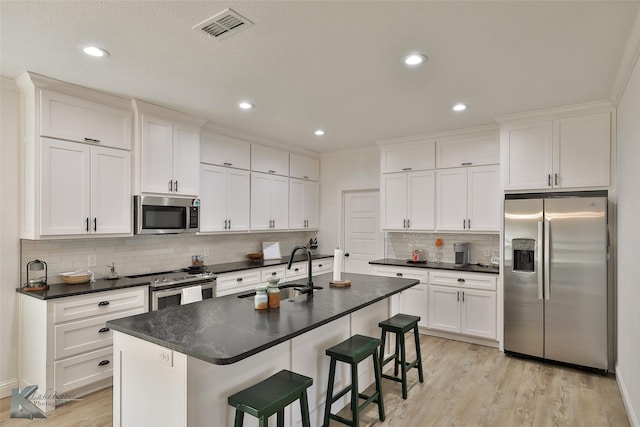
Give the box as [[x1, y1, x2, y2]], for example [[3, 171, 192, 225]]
[[98, 360, 110, 366], [99, 327, 110, 333], [84, 137, 100, 143]]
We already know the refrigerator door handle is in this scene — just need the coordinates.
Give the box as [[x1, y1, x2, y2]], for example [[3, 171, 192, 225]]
[[537, 221, 544, 300], [544, 220, 551, 300]]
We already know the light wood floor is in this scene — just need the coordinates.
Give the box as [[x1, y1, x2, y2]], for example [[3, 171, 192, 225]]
[[0, 336, 629, 426]]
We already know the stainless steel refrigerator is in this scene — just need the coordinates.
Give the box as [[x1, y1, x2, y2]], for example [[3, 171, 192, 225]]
[[503, 192, 610, 371]]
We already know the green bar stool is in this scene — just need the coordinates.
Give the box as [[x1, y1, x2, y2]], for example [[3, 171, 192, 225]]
[[378, 313, 424, 399], [228, 369, 313, 427], [322, 334, 385, 427]]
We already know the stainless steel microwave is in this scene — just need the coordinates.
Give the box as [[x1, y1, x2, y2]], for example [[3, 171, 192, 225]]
[[134, 195, 200, 235]]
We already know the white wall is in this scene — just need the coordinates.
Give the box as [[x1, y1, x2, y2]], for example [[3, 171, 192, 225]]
[[317, 147, 380, 253], [0, 77, 21, 397], [615, 52, 640, 426]]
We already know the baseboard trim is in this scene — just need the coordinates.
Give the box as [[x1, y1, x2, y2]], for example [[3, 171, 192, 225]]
[[0, 378, 18, 399], [616, 363, 639, 427], [419, 327, 499, 349]]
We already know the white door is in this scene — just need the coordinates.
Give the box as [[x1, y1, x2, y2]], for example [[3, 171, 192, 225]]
[[342, 190, 382, 274], [91, 146, 131, 234], [172, 121, 200, 196], [460, 289, 496, 339], [428, 285, 461, 333]]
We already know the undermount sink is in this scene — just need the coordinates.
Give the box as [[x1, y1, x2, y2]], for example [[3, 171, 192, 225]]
[[237, 284, 324, 301]]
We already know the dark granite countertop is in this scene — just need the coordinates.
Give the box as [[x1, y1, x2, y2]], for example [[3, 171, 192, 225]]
[[369, 258, 500, 274], [107, 272, 418, 365]]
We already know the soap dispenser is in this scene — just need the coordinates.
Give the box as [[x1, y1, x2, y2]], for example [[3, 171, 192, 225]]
[[106, 262, 119, 280]]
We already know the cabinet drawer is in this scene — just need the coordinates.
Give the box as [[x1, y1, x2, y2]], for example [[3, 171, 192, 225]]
[[54, 347, 113, 393], [372, 266, 428, 283], [54, 308, 145, 359], [311, 259, 333, 275], [429, 271, 496, 291], [216, 270, 261, 295], [285, 262, 307, 281], [40, 89, 132, 150], [53, 287, 147, 323], [261, 266, 286, 283]]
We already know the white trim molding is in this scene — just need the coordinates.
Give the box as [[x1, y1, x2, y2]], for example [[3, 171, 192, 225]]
[[616, 363, 639, 427]]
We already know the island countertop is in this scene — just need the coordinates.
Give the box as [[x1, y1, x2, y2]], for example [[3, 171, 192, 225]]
[[107, 272, 418, 365]]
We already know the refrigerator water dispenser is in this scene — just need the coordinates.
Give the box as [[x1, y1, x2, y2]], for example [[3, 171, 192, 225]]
[[512, 238, 535, 272]]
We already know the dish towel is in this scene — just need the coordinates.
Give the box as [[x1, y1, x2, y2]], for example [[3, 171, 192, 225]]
[[181, 285, 203, 305]]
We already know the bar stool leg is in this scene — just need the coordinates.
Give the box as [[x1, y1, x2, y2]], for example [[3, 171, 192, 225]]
[[379, 328, 387, 370], [399, 332, 408, 399], [234, 409, 244, 427], [259, 415, 267, 427], [393, 335, 400, 377], [300, 390, 311, 427], [351, 362, 359, 427], [323, 358, 337, 427], [277, 408, 285, 427], [373, 348, 386, 421], [414, 324, 424, 383]]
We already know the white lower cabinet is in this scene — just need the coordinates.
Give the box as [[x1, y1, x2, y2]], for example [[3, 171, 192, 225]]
[[19, 287, 148, 411], [371, 266, 428, 327], [215, 270, 261, 297], [428, 271, 497, 340]]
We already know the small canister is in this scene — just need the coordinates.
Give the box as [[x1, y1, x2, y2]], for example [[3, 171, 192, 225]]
[[267, 276, 280, 308], [254, 287, 268, 310]]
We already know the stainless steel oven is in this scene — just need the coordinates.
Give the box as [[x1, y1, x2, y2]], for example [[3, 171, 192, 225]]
[[152, 281, 215, 311], [134, 195, 200, 235], [126, 270, 216, 311]]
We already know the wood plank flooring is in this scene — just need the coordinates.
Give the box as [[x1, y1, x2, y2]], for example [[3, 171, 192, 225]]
[[0, 336, 629, 426]]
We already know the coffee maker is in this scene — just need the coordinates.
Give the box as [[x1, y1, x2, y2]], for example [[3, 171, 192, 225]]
[[453, 242, 469, 267]]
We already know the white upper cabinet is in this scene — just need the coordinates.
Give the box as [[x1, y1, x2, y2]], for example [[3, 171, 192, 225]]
[[499, 103, 612, 191], [133, 100, 206, 197], [435, 129, 499, 168], [200, 132, 250, 170], [251, 144, 290, 176], [250, 172, 289, 231], [289, 178, 319, 230], [40, 89, 132, 150], [200, 164, 250, 232], [380, 140, 435, 173], [435, 165, 500, 232], [289, 153, 319, 181], [381, 171, 435, 231]]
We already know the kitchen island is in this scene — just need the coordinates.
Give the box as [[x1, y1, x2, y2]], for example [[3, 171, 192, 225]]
[[107, 272, 418, 427]]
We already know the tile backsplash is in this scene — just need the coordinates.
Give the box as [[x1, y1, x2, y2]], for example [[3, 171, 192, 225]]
[[21, 231, 317, 284], [385, 232, 499, 265]]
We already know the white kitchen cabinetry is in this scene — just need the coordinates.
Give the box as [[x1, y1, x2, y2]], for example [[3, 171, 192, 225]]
[[371, 266, 428, 327], [499, 105, 612, 191], [200, 132, 250, 170], [284, 261, 308, 282], [289, 178, 319, 230], [19, 287, 148, 411], [379, 140, 435, 173], [261, 265, 287, 284], [133, 100, 206, 197], [435, 128, 499, 168], [40, 89, 132, 150], [381, 171, 435, 231], [435, 165, 500, 232], [311, 258, 333, 275], [199, 164, 250, 232], [251, 144, 290, 176], [250, 172, 289, 231], [40, 138, 131, 236], [215, 270, 262, 297], [428, 271, 496, 340], [289, 153, 320, 181]]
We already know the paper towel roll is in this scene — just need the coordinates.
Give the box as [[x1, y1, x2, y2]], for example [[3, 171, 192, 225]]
[[181, 285, 203, 305], [333, 248, 344, 281]]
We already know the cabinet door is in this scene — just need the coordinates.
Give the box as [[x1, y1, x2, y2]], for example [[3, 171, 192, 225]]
[[407, 171, 434, 230], [428, 285, 460, 333], [250, 173, 274, 231], [380, 141, 435, 173], [289, 178, 306, 230], [226, 169, 250, 231], [172, 121, 200, 196], [199, 165, 228, 232], [270, 175, 289, 230], [553, 113, 610, 188], [40, 138, 90, 235], [501, 121, 553, 190], [381, 173, 407, 230], [304, 181, 319, 229], [400, 284, 428, 327], [40, 90, 131, 150], [466, 165, 500, 231], [141, 115, 173, 194], [251, 144, 289, 176], [91, 147, 131, 234], [200, 133, 250, 170], [435, 168, 467, 231], [290, 153, 319, 181], [436, 133, 499, 168], [460, 289, 496, 339]]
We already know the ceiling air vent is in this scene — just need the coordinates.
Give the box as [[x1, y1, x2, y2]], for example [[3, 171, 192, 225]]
[[193, 8, 253, 40]]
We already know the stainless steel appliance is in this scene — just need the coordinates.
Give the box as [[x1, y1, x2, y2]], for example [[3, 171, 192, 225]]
[[134, 195, 200, 235], [504, 191, 610, 371], [453, 242, 469, 267], [127, 269, 216, 311]]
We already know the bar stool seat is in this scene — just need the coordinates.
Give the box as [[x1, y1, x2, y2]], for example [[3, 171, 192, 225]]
[[322, 334, 385, 427], [228, 369, 312, 427], [379, 313, 424, 399]]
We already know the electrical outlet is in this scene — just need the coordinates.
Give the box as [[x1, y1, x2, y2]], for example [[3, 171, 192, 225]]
[[159, 349, 173, 367], [88, 254, 97, 267]]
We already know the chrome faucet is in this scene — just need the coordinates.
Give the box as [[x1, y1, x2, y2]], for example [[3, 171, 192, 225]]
[[288, 245, 314, 297]]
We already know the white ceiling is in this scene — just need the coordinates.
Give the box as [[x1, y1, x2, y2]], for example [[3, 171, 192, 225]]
[[1, 1, 638, 153]]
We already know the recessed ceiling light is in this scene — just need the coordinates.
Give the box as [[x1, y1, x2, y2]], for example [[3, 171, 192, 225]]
[[80, 45, 110, 57], [403, 54, 428, 66], [452, 103, 468, 112], [314, 129, 325, 136], [239, 102, 254, 110]]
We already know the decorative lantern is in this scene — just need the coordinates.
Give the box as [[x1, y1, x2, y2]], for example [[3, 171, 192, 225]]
[[25, 259, 48, 290]]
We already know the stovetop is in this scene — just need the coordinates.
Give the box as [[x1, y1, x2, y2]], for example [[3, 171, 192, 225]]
[[126, 269, 216, 288]]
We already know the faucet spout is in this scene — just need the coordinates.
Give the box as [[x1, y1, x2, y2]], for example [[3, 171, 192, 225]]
[[288, 245, 314, 298]]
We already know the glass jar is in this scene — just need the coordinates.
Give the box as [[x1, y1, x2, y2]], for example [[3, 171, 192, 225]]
[[254, 287, 268, 310], [267, 276, 280, 308]]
